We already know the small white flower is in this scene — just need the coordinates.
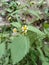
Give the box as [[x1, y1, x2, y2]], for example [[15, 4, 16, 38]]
[[13, 28, 17, 33], [12, 28, 17, 36], [22, 25, 28, 33]]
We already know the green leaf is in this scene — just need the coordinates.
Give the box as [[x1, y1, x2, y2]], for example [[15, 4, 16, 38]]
[[37, 48, 49, 65], [5, 8, 13, 13], [11, 22, 21, 28], [42, 62, 49, 65], [27, 31, 37, 45], [44, 23, 49, 29], [0, 0, 6, 2], [9, 35, 30, 64], [9, 1, 17, 7], [12, 10, 20, 15], [0, 43, 5, 58], [27, 10, 41, 19], [37, 0, 44, 7], [44, 29, 49, 38], [28, 26, 45, 39], [43, 45, 49, 57]]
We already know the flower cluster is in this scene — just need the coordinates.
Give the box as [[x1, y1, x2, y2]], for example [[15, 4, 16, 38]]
[[12, 25, 28, 36]]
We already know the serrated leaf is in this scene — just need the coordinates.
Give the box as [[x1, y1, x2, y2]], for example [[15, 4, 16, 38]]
[[9, 35, 30, 64]]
